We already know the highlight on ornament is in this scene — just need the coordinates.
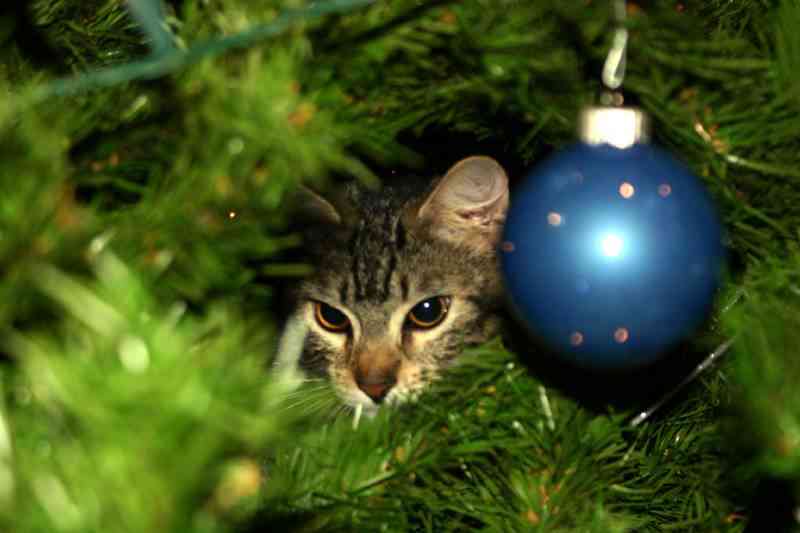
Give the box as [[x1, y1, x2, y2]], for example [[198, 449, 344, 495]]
[[600, 233, 624, 258]]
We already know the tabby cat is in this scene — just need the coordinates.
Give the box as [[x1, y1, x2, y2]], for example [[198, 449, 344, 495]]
[[276, 156, 509, 416]]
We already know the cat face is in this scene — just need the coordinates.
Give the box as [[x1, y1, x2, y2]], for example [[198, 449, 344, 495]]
[[278, 156, 509, 415]]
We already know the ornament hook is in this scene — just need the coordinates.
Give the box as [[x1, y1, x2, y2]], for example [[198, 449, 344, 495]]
[[601, 0, 628, 91]]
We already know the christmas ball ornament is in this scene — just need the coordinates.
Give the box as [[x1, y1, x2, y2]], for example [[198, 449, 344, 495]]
[[501, 107, 725, 370]]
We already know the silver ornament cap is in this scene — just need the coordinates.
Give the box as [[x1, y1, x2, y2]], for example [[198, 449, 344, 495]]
[[578, 107, 650, 149]]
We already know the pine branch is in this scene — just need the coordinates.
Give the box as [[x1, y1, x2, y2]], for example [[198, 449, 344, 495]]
[[1, 0, 799, 531]]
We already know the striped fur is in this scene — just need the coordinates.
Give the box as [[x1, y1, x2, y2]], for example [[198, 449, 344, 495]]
[[279, 158, 508, 415]]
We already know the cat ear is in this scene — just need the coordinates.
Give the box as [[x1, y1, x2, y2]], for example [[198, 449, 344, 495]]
[[416, 156, 509, 251], [290, 185, 342, 225]]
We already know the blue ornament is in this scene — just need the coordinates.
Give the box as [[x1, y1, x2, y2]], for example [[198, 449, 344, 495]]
[[501, 108, 725, 370]]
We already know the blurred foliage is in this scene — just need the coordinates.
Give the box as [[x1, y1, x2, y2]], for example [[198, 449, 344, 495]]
[[3, 254, 301, 532], [0, 0, 799, 531]]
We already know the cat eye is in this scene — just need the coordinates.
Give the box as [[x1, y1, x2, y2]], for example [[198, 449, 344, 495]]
[[406, 297, 450, 329], [314, 302, 350, 332]]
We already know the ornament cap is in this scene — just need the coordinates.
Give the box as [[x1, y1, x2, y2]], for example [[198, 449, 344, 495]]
[[578, 107, 650, 149]]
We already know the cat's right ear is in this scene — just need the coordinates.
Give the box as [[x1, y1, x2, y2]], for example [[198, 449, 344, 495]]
[[289, 186, 342, 226]]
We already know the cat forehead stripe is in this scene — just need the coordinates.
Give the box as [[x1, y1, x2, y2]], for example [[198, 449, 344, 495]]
[[351, 206, 402, 302]]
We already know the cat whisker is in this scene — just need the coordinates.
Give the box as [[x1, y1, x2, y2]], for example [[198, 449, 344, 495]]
[[276, 382, 328, 400], [279, 387, 326, 405], [329, 404, 351, 422], [280, 391, 332, 413], [299, 376, 326, 383]]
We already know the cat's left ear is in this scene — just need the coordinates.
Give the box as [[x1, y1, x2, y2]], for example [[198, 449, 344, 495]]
[[416, 156, 509, 252], [289, 185, 342, 225]]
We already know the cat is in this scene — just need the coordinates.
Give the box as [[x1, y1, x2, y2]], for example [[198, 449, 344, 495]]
[[276, 156, 510, 417]]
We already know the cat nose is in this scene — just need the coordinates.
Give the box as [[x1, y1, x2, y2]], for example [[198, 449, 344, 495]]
[[355, 357, 400, 404], [355, 371, 397, 404], [357, 380, 394, 403]]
